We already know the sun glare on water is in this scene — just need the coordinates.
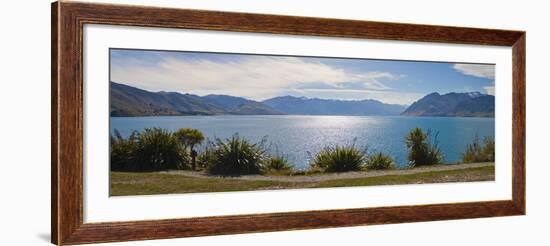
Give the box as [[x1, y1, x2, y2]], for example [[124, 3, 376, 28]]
[[297, 115, 385, 129]]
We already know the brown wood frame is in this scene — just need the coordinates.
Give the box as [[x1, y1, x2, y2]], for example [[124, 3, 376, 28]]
[[52, 1, 526, 245]]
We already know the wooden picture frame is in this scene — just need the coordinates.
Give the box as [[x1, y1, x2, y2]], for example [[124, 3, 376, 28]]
[[52, 1, 525, 245]]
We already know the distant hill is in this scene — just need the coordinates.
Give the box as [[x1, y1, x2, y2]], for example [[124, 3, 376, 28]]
[[262, 96, 407, 116], [110, 82, 282, 116], [401, 92, 494, 117], [202, 95, 282, 115], [110, 82, 221, 116]]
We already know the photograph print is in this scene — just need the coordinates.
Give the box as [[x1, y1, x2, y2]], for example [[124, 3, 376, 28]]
[[109, 48, 495, 196]]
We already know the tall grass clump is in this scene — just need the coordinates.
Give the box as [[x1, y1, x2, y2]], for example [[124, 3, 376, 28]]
[[206, 135, 266, 175], [405, 127, 443, 166], [110, 128, 187, 171], [462, 135, 495, 163], [110, 130, 138, 171], [483, 137, 495, 161], [310, 145, 365, 172], [263, 143, 294, 173], [264, 155, 294, 174], [133, 128, 186, 171], [365, 152, 394, 170], [196, 141, 216, 171]]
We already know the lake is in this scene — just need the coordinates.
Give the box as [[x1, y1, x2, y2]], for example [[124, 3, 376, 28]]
[[110, 115, 495, 169]]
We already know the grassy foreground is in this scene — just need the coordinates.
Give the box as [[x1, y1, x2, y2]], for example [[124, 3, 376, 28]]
[[110, 165, 494, 196]]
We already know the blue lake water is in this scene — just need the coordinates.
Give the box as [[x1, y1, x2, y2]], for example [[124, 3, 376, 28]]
[[110, 115, 494, 170]]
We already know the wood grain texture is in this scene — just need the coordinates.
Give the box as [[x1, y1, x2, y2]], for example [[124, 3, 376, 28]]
[[512, 34, 526, 213], [51, 2, 59, 244], [64, 1, 524, 46], [51, 1, 526, 245], [53, 1, 85, 244], [63, 201, 519, 245]]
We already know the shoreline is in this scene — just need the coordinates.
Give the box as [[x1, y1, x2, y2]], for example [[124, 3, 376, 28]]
[[110, 114, 495, 119]]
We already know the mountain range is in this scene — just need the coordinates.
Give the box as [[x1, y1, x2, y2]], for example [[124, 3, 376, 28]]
[[110, 82, 494, 117], [263, 96, 406, 116], [110, 82, 282, 116], [401, 92, 495, 117]]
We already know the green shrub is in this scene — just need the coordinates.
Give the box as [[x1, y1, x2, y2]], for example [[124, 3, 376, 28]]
[[405, 127, 442, 166], [265, 156, 294, 173], [206, 135, 266, 175], [365, 152, 394, 170], [462, 135, 495, 163], [197, 143, 216, 171], [133, 128, 186, 171], [310, 145, 365, 172], [483, 137, 495, 162], [110, 130, 138, 171]]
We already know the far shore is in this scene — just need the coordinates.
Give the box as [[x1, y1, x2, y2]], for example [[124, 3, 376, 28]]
[[110, 114, 495, 118]]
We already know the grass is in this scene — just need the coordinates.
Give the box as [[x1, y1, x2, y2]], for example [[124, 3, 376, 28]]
[[110, 165, 494, 196], [317, 166, 494, 188], [110, 172, 305, 196]]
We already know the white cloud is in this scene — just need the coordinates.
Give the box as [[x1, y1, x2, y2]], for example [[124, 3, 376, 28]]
[[111, 56, 401, 101], [484, 86, 495, 95], [453, 64, 495, 79]]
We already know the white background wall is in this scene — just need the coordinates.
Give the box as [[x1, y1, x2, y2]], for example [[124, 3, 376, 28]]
[[0, 0, 547, 245]]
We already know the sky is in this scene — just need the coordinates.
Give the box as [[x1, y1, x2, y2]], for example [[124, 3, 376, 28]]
[[110, 49, 495, 105]]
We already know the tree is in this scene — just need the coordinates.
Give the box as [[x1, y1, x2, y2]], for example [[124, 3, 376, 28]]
[[175, 128, 205, 170]]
